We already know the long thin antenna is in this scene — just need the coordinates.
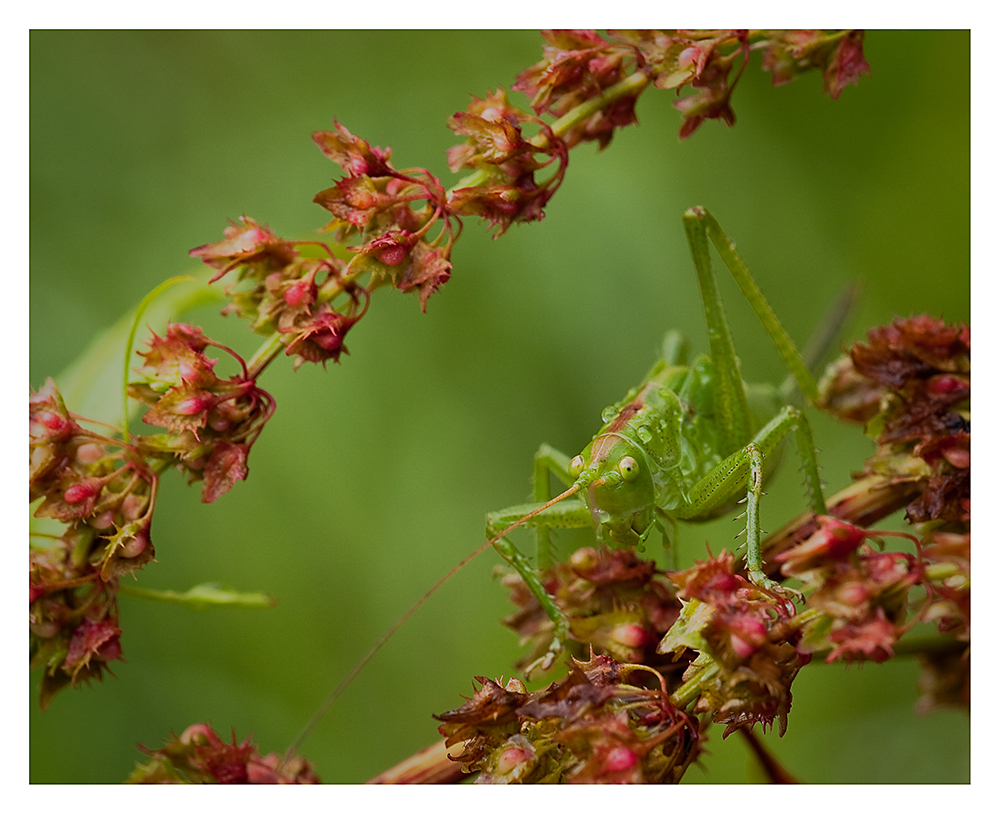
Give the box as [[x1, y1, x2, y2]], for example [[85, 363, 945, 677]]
[[779, 281, 860, 403], [282, 481, 582, 763]]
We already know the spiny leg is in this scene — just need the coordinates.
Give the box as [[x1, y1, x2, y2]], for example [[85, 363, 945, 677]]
[[685, 206, 820, 403], [681, 405, 825, 591], [682, 208, 754, 452], [739, 405, 825, 591], [487, 445, 592, 673], [531, 443, 575, 570]]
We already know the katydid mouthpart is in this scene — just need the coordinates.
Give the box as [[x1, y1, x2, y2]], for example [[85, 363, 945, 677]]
[[285, 206, 834, 763]]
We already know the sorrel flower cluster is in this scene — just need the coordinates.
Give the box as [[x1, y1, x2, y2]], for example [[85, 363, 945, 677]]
[[31, 380, 147, 708], [129, 724, 319, 784], [515, 29, 870, 144], [656, 550, 808, 738], [30, 326, 274, 708], [502, 546, 682, 675], [431, 314, 969, 783], [189, 216, 372, 366], [813, 315, 970, 709], [203, 30, 870, 330], [436, 653, 698, 783], [128, 323, 275, 500]]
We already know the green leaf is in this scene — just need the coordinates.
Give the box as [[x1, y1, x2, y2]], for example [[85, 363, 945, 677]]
[[54, 271, 221, 427], [118, 581, 277, 610], [656, 597, 714, 655]]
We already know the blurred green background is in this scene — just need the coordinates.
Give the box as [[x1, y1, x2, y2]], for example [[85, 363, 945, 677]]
[[29, 30, 970, 783]]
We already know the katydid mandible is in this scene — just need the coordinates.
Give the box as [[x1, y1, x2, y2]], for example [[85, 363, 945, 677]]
[[285, 205, 827, 759]]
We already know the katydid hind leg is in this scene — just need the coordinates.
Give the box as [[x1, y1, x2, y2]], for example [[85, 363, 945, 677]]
[[747, 405, 826, 588], [682, 208, 754, 453], [686, 206, 820, 403]]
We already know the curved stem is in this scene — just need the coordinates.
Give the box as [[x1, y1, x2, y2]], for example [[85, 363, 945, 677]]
[[245, 332, 288, 380], [122, 276, 195, 442], [546, 70, 651, 141], [669, 661, 718, 709]]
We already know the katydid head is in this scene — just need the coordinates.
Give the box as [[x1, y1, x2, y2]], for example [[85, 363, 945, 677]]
[[569, 432, 656, 548]]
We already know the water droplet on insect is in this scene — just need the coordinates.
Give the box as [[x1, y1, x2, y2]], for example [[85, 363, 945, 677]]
[[601, 406, 618, 423], [637, 425, 653, 443]]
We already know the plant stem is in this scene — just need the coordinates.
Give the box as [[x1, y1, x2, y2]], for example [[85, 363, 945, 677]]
[[546, 70, 652, 141], [738, 728, 799, 783], [367, 740, 466, 785], [669, 661, 718, 709], [245, 332, 288, 380]]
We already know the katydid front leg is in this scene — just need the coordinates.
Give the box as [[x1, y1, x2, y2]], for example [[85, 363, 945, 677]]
[[487, 444, 594, 672], [674, 403, 825, 593]]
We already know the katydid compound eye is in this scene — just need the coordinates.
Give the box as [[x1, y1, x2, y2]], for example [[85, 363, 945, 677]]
[[569, 455, 586, 478], [618, 456, 639, 482]]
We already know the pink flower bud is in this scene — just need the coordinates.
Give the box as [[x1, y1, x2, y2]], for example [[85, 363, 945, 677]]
[[730, 632, 758, 659], [96, 636, 123, 662], [176, 396, 208, 416], [178, 361, 200, 381], [605, 746, 637, 772], [836, 581, 869, 606], [611, 623, 651, 649], [36, 410, 69, 432], [120, 530, 148, 559], [729, 616, 768, 658], [30, 619, 61, 638], [677, 46, 700, 71], [928, 374, 968, 394], [208, 414, 232, 432], [942, 446, 970, 468], [121, 493, 148, 521], [89, 509, 115, 530], [181, 724, 221, 747], [284, 278, 316, 307], [75, 443, 106, 464], [377, 245, 407, 266], [234, 228, 269, 252], [64, 482, 97, 504], [496, 746, 532, 775], [347, 155, 369, 176]]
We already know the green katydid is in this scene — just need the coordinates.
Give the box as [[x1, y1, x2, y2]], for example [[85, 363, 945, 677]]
[[285, 205, 830, 760], [483, 205, 828, 671]]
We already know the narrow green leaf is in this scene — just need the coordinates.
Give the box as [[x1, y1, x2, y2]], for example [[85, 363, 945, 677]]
[[54, 271, 221, 427], [118, 581, 278, 610]]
